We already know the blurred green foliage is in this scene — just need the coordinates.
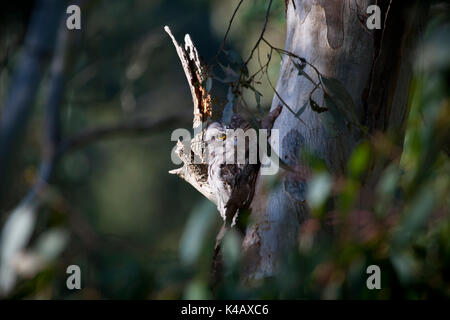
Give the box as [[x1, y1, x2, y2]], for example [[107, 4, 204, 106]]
[[181, 4, 450, 300]]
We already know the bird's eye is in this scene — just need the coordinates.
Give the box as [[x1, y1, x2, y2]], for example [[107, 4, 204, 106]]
[[216, 134, 226, 141]]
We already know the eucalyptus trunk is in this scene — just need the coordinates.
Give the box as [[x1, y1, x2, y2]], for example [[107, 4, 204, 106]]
[[242, 0, 427, 279]]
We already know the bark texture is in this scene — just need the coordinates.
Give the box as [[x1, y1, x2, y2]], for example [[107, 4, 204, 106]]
[[242, 0, 427, 279]]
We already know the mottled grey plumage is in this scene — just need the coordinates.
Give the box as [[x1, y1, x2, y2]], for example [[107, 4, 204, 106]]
[[207, 107, 282, 285], [204, 119, 257, 227]]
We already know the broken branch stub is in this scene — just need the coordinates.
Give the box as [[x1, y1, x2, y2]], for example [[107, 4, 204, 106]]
[[164, 26, 212, 129], [165, 26, 216, 204]]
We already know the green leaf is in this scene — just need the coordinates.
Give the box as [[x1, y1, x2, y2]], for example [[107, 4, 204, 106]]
[[179, 201, 217, 266], [222, 230, 241, 270], [393, 187, 435, 247], [34, 228, 69, 260], [390, 251, 418, 285], [222, 101, 234, 125], [184, 279, 211, 299], [324, 93, 347, 131], [377, 165, 401, 198], [0, 202, 37, 293], [320, 75, 360, 126], [296, 100, 308, 117], [222, 86, 235, 125], [319, 112, 337, 137], [307, 172, 332, 210], [226, 85, 235, 102], [298, 69, 316, 84], [255, 91, 262, 106], [348, 141, 371, 178]]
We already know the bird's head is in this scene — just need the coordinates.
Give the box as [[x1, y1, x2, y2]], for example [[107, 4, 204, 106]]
[[204, 122, 237, 164], [204, 122, 227, 144]]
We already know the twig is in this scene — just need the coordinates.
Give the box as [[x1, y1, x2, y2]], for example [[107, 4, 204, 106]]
[[265, 68, 306, 126], [11, 17, 72, 215], [244, 0, 273, 66], [0, 7, 68, 295], [214, 0, 245, 61], [57, 114, 188, 155], [0, 0, 66, 203]]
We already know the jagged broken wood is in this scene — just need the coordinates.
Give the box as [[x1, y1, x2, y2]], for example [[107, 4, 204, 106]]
[[164, 26, 217, 204], [164, 26, 212, 128]]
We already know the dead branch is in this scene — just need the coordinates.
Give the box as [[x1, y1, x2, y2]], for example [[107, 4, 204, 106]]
[[164, 26, 217, 204], [164, 26, 212, 129], [57, 114, 187, 155]]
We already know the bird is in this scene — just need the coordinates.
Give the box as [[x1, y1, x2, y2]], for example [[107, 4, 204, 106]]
[[203, 106, 283, 230], [204, 119, 256, 228], [204, 107, 282, 286]]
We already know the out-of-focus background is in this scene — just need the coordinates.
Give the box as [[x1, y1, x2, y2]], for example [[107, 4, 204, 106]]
[[0, 0, 448, 299], [0, 0, 287, 299]]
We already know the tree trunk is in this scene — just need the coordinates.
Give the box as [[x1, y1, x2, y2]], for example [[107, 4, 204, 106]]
[[242, 0, 427, 279]]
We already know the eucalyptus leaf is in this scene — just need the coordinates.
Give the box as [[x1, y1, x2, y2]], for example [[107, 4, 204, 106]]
[[0, 202, 37, 294], [226, 85, 235, 102], [255, 91, 261, 104], [222, 88, 235, 126], [394, 187, 435, 247], [34, 228, 69, 260], [179, 201, 217, 266], [324, 93, 347, 130], [296, 100, 308, 117], [298, 69, 316, 84], [222, 230, 241, 270], [348, 141, 371, 178], [320, 75, 360, 125], [184, 279, 211, 299], [307, 172, 332, 209], [319, 112, 337, 137]]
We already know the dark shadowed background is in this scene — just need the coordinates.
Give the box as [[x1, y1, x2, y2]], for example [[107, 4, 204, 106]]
[[0, 0, 448, 299]]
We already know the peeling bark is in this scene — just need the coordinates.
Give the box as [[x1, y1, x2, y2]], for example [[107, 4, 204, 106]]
[[242, 0, 428, 279]]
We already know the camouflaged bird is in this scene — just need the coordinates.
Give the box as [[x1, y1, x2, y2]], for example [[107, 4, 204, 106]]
[[204, 115, 257, 228]]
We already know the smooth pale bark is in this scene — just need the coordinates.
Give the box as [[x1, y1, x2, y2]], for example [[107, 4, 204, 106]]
[[242, 0, 427, 279]]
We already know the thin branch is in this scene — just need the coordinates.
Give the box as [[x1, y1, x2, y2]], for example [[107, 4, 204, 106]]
[[244, 0, 273, 66], [265, 68, 306, 126], [261, 37, 321, 77], [8, 18, 72, 216], [0, 6, 68, 295], [214, 0, 245, 61], [0, 0, 66, 202], [57, 114, 188, 155]]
